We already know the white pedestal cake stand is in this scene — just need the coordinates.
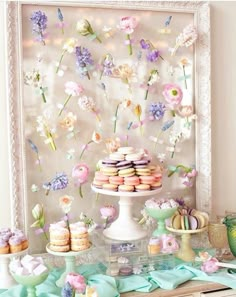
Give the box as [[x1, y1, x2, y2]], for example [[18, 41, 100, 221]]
[[91, 185, 162, 241], [46, 244, 92, 287], [0, 249, 28, 289]]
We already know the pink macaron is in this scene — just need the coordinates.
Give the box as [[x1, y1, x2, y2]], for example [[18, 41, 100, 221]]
[[124, 176, 140, 186], [109, 176, 124, 185], [139, 175, 155, 185]]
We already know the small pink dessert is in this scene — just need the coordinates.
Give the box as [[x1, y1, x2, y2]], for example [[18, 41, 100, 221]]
[[124, 176, 140, 186], [109, 176, 124, 185], [139, 175, 155, 185]]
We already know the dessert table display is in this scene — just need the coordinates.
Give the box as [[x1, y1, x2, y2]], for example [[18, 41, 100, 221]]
[[0, 249, 28, 289], [1, 257, 236, 297], [91, 186, 162, 241]]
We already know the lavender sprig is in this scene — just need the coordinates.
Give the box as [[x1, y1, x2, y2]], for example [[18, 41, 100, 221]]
[[75, 46, 94, 80], [57, 8, 65, 34], [30, 10, 48, 45], [100, 54, 114, 79], [43, 172, 68, 195], [27, 139, 42, 171]]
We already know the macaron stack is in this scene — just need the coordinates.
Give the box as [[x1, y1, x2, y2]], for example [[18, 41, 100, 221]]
[[170, 208, 209, 231], [92, 146, 162, 192], [49, 221, 91, 252]]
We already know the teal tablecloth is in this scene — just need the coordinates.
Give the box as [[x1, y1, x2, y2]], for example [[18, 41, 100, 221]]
[[1, 261, 236, 297]]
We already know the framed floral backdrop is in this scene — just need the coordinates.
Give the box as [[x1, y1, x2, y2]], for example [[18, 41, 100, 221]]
[[6, 1, 211, 254]]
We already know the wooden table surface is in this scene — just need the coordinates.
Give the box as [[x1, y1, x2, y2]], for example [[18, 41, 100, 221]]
[[121, 280, 227, 297]]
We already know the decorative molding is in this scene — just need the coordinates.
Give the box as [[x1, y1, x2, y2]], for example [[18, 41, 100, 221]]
[[5, 1, 211, 237], [6, 1, 26, 231]]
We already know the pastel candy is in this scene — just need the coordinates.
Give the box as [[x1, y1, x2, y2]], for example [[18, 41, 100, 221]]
[[21, 255, 34, 267], [33, 264, 48, 275]]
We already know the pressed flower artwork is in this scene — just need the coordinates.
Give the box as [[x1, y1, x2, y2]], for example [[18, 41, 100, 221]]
[[20, 3, 202, 254]]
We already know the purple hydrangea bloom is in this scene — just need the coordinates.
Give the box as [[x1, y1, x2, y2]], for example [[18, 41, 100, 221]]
[[140, 39, 150, 49], [43, 172, 69, 193], [146, 49, 160, 62], [149, 102, 166, 120], [30, 10, 47, 45], [61, 282, 73, 297], [75, 46, 94, 79]]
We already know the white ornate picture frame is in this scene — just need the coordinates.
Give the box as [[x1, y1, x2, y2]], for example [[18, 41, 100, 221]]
[[5, 1, 211, 250]]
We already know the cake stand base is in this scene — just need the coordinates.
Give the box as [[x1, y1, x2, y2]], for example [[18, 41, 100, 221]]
[[103, 195, 147, 241], [46, 244, 92, 288], [91, 186, 162, 241], [56, 256, 76, 287], [176, 233, 196, 262], [166, 226, 208, 262], [0, 249, 28, 289]]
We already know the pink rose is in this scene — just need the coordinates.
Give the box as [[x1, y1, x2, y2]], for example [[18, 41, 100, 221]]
[[161, 234, 179, 253], [72, 163, 89, 184], [162, 83, 183, 109], [118, 16, 138, 34], [100, 205, 117, 219], [65, 273, 86, 293], [72, 163, 89, 198], [201, 257, 219, 274]]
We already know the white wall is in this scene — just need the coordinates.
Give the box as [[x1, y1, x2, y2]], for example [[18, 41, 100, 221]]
[[0, 1, 11, 226], [0, 1, 236, 227], [211, 1, 236, 217]]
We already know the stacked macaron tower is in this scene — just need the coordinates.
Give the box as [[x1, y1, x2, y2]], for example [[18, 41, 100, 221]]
[[0, 228, 28, 254], [49, 221, 90, 252], [92, 146, 162, 192], [170, 207, 209, 231]]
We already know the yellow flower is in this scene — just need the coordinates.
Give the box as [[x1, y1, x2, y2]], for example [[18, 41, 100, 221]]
[[59, 112, 77, 130], [63, 38, 77, 53], [59, 195, 74, 213], [179, 57, 189, 66], [113, 64, 134, 83], [92, 131, 102, 143], [134, 104, 142, 118], [122, 99, 132, 108], [105, 137, 121, 153]]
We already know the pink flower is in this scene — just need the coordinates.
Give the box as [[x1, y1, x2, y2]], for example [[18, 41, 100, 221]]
[[100, 205, 117, 219], [201, 257, 219, 274], [178, 105, 193, 118], [161, 234, 179, 253], [100, 205, 117, 228], [118, 16, 137, 55], [118, 16, 138, 34], [65, 273, 86, 293], [58, 81, 83, 116], [162, 83, 183, 110], [72, 163, 89, 198], [65, 81, 83, 96], [72, 163, 89, 184]]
